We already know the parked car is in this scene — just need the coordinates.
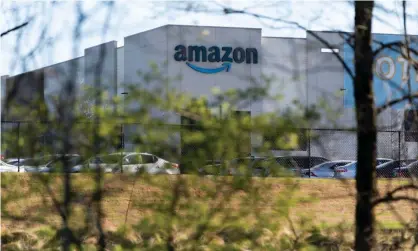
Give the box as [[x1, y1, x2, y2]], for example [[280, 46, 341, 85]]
[[227, 156, 267, 176], [73, 152, 180, 174], [376, 159, 416, 178], [303, 160, 355, 178], [0, 160, 25, 172], [23, 154, 82, 173], [198, 157, 266, 176], [5, 158, 29, 166], [250, 155, 330, 177], [198, 160, 224, 175], [334, 158, 394, 178], [400, 160, 418, 178], [393, 166, 412, 178], [73, 153, 127, 173]]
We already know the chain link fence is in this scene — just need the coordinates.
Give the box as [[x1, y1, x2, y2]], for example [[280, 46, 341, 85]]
[[1, 120, 417, 178]]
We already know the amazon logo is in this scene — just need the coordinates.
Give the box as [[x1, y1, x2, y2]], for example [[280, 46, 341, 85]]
[[173, 45, 258, 74]]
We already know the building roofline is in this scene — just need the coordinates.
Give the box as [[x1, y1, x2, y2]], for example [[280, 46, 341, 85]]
[[124, 25, 167, 39], [164, 24, 262, 30], [7, 56, 84, 78], [262, 36, 306, 40], [308, 29, 418, 37], [124, 24, 262, 39], [42, 56, 84, 69]]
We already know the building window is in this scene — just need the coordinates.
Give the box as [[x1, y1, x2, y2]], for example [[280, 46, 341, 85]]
[[320, 48, 339, 53]]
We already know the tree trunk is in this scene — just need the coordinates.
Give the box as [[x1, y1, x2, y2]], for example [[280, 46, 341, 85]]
[[354, 1, 377, 251]]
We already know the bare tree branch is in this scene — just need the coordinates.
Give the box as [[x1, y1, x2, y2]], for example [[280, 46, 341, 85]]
[[373, 184, 418, 206], [374, 196, 418, 206], [171, 2, 355, 79], [376, 93, 418, 114], [221, 7, 356, 79], [0, 20, 30, 37], [373, 41, 418, 58], [402, 0, 413, 107]]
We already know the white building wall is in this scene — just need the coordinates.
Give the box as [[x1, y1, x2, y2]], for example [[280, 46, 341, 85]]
[[261, 37, 307, 113], [44, 57, 84, 119], [124, 26, 169, 121], [124, 25, 262, 122], [166, 25, 262, 112], [2, 25, 416, 160]]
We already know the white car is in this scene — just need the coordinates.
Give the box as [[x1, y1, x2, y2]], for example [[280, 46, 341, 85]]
[[73, 152, 180, 174], [0, 160, 25, 173]]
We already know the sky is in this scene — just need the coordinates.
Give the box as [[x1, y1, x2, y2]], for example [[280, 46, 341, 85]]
[[1, 0, 417, 76]]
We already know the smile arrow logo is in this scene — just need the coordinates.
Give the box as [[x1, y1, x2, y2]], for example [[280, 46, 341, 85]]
[[186, 62, 231, 74]]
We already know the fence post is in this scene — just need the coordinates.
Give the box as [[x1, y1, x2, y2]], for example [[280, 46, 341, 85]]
[[308, 128, 311, 178], [398, 130, 401, 175], [120, 123, 125, 150], [17, 122, 21, 172], [121, 123, 124, 173]]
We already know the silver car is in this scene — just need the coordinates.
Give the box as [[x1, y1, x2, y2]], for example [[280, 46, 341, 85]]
[[251, 156, 330, 177], [5, 158, 28, 166], [395, 160, 418, 178], [334, 158, 393, 178], [304, 160, 355, 178], [23, 154, 82, 173]]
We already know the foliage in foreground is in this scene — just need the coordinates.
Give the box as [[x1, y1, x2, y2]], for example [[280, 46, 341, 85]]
[[2, 65, 417, 251]]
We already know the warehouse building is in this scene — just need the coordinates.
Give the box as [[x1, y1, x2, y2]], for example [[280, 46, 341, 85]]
[[2, 24, 417, 160]]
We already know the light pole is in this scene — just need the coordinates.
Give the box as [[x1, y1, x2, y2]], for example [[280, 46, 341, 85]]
[[120, 92, 128, 150], [119, 92, 128, 173]]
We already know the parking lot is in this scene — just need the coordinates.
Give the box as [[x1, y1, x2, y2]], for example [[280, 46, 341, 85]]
[[2, 151, 418, 179]]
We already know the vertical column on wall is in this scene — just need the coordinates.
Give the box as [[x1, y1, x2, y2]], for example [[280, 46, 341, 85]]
[[84, 41, 118, 116], [1, 75, 9, 120], [4, 70, 46, 121], [1, 75, 9, 155], [84, 41, 117, 152], [403, 108, 418, 159]]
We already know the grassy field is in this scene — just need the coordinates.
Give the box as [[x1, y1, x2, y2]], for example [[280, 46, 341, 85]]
[[2, 173, 416, 235]]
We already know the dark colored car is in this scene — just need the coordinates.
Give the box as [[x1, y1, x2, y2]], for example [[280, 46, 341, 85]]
[[376, 159, 417, 178], [251, 156, 329, 177], [393, 166, 412, 178], [199, 157, 266, 176], [401, 160, 418, 178]]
